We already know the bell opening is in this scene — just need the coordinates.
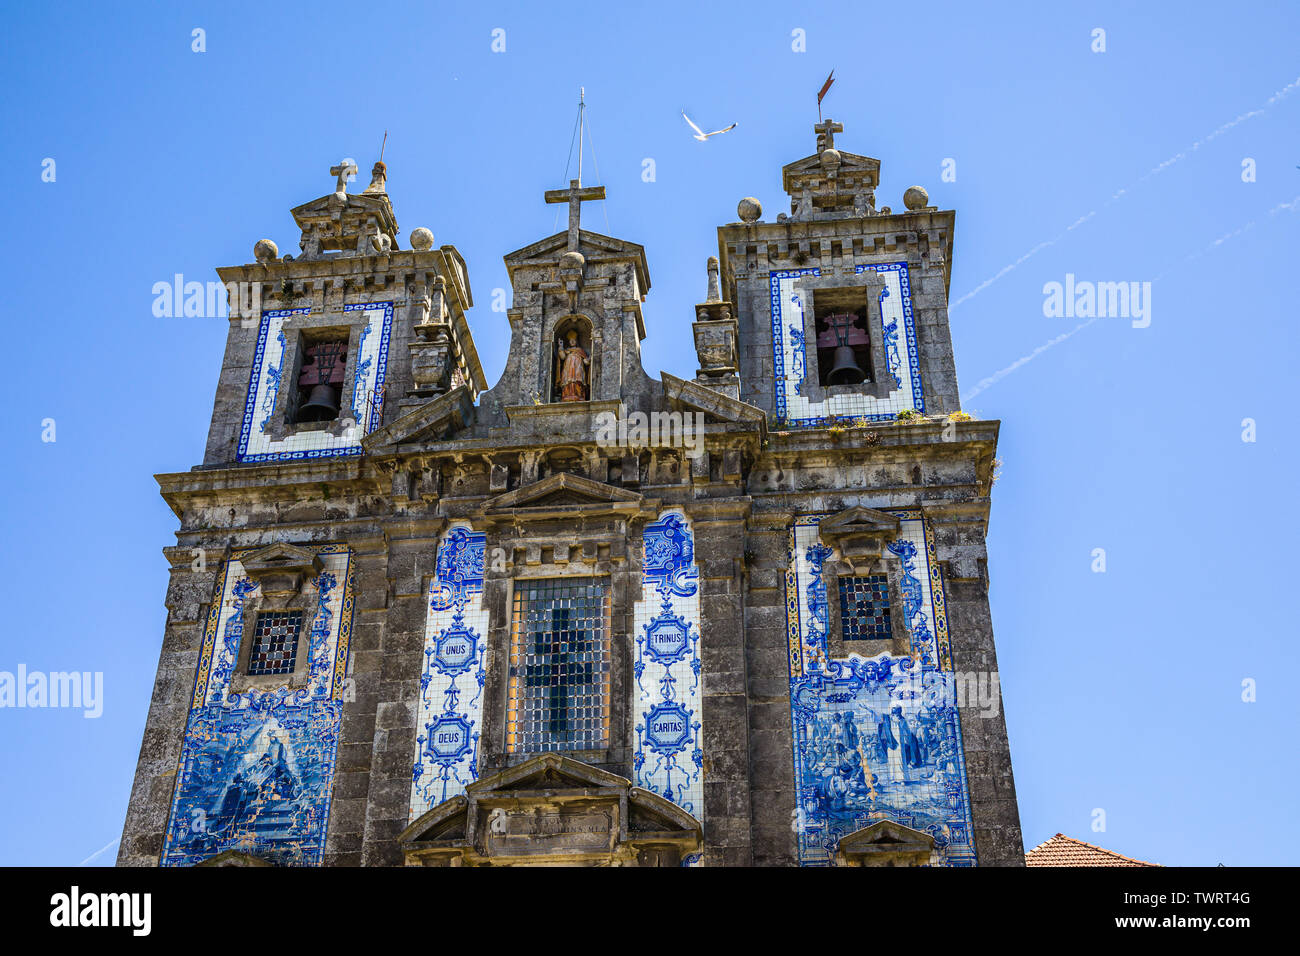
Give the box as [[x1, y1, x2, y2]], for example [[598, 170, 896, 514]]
[[293, 337, 349, 424], [814, 307, 872, 388]]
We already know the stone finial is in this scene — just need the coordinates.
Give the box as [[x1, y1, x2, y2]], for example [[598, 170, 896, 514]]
[[254, 239, 278, 263], [364, 161, 387, 194], [410, 227, 435, 251], [737, 197, 762, 223], [706, 256, 721, 302], [903, 185, 929, 211]]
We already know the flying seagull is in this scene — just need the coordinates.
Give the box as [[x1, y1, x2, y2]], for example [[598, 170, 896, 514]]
[[682, 111, 737, 141]]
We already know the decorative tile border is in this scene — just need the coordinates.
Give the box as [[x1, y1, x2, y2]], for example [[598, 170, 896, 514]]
[[769, 264, 924, 427], [632, 511, 704, 822], [161, 545, 355, 867], [784, 513, 975, 866], [409, 526, 488, 820], [237, 302, 393, 463]]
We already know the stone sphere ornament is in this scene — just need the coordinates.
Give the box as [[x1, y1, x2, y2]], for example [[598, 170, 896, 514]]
[[737, 197, 762, 223], [409, 227, 435, 251], [254, 238, 278, 262], [903, 186, 930, 211], [559, 250, 586, 272]]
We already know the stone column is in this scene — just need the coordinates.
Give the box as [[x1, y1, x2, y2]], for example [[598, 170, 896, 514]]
[[687, 500, 754, 866]]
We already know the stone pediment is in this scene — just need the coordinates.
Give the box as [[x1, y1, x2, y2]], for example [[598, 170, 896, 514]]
[[361, 386, 475, 451], [782, 150, 880, 190], [819, 506, 901, 536], [660, 372, 767, 431], [835, 820, 935, 867], [817, 507, 901, 571], [504, 229, 650, 293], [398, 754, 701, 866], [290, 188, 399, 258], [237, 543, 323, 597], [481, 472, 646, 519]]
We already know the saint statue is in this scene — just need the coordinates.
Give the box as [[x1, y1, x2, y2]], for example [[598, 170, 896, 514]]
[[556, 329, 590, 402]]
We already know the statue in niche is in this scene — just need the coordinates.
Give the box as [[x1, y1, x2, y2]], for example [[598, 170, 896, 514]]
[[555, 329, 590, 402]]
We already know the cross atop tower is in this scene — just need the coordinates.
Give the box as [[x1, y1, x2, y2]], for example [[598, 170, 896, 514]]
[[814, 118, 843, 152], [544, 179, 606, 252], [330, 160, 357, 195]]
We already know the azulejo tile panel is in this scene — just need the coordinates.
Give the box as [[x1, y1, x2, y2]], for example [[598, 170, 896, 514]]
[[633, 511, 704, 825], [161, 546, 356, 867], [409, 525, 488, 820], [785, 514, 975, 866], [237, 302, 393, 463], [769, 264, 924, 427]]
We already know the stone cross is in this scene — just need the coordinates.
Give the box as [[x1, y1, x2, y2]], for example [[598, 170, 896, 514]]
[[544, 179, 605, 252], [330, 161, 358, 195], [814, 119, 843, 151]]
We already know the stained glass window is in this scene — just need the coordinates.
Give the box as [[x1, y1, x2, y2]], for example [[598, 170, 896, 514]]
[[247, 609, 304, 675], [507, 578, 611, 753], [838, 574, 892, 641]]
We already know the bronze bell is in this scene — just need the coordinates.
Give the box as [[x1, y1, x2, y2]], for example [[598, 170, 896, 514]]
[[827, 345, 866, 385], [298, 383, 341, 421]]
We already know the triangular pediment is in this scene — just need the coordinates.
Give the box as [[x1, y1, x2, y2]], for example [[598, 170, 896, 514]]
[[819, 506, 900, 536], [238, 542, 323, 577], [482, 472, 643, 513], [290, 190, 394, 224], [838, 819, 935, 854], [398, 754, 701, 850], [782, 150, 880, 187], [504, 229, 650, 292]]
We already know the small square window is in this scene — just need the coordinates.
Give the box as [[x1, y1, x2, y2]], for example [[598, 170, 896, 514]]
[[838, 574, 891, 641], [247, 610, 304, 675]]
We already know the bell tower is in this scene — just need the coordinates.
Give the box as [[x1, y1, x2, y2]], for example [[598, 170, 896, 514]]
[[718, 118, 959, 427]]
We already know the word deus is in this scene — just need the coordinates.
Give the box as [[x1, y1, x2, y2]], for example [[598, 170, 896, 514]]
[[1042, 274, 1152, 328], [0, 666, 103, 718], [152, 274, 261, 322], [50, 887, 151, 937], [594, 410, 704, 460]]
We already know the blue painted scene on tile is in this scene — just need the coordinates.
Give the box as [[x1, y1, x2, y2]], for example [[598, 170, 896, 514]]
[[160, 546, 355, 866], [786, 513, 975, 866]]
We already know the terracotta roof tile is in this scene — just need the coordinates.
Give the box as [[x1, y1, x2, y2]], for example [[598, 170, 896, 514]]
[[1025, 833, 1160, 867]]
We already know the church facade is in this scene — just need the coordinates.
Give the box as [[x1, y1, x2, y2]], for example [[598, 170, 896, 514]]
[[118, 118, 1023, 867]]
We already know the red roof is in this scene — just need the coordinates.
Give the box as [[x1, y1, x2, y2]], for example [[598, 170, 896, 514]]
[[1025, 833, 1160, 867]]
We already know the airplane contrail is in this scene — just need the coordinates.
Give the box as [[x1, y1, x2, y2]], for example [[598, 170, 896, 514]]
[[950, 75, 1300, 311], [77, 836, 120, 867], [961, 194, 1300, 402]]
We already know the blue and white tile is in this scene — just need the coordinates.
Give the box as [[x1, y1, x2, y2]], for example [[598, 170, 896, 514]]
[[769, 264, 924, 427], [237, 302, 394, 463], [633, 511, 704, 825], [785, 514, 976, 866], [409, 525, 488, 820]]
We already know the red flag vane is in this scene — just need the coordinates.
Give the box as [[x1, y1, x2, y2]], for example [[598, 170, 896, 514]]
[[817, 69, 835, 120]]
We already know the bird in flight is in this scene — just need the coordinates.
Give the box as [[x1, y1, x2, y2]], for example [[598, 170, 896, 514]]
[[682, 111, 737, 141]]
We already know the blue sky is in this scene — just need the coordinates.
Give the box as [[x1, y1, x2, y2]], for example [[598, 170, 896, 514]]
[[1, 1, 1296, 866]]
